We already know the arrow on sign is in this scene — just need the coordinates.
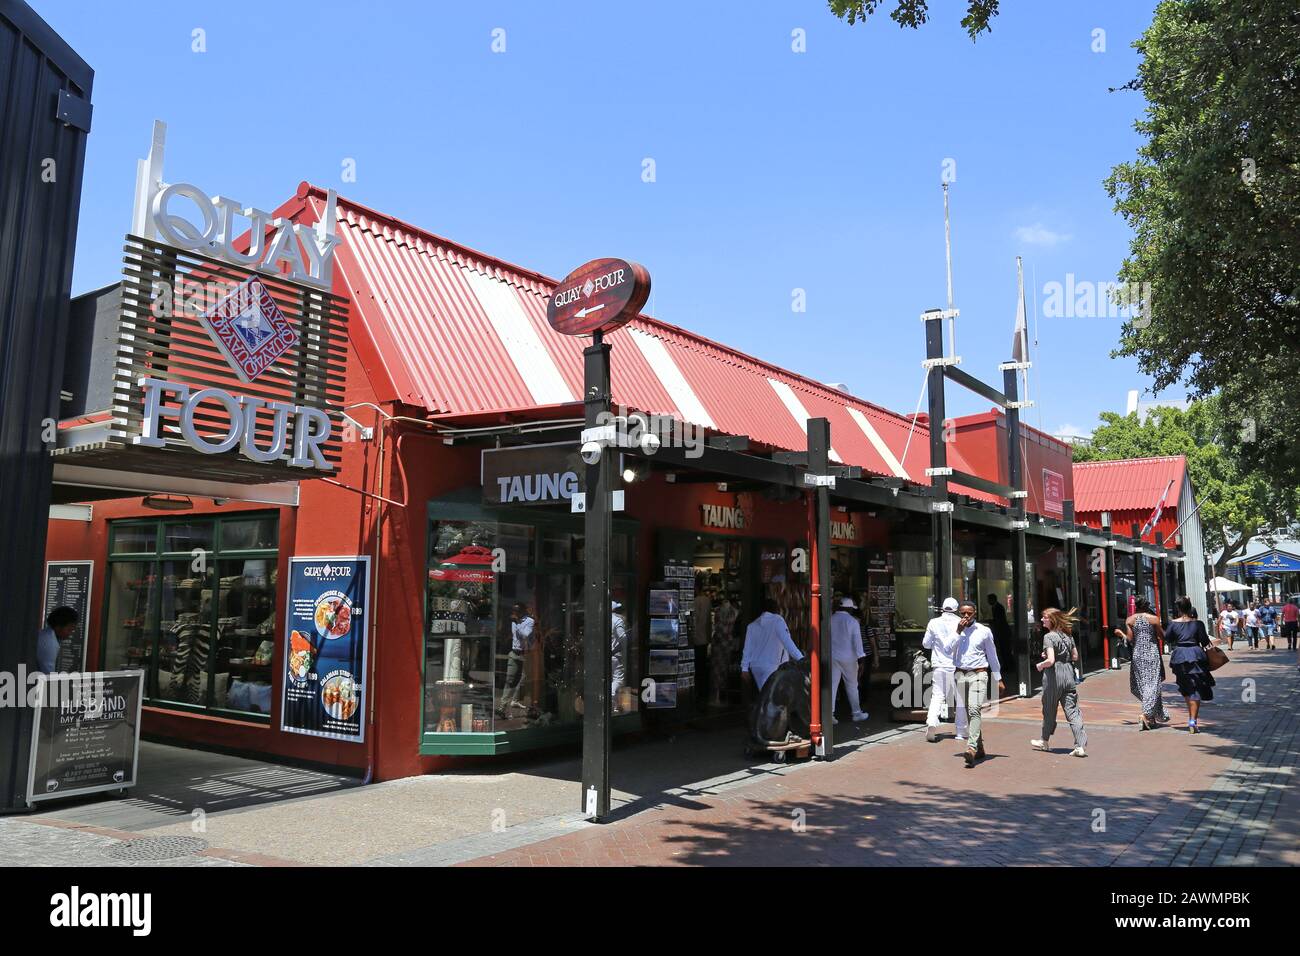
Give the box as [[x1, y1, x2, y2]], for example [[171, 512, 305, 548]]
[[574, 304, 605, 319]]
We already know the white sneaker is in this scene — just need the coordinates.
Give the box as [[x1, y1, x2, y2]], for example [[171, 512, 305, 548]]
[[832, 717, 840, 726], [852, 711, 869, 722], [1030, 739, 1048, 751], [925, 725, 938, 742], [955, 734, 967, 741], [1071, 747, 1087, 758]]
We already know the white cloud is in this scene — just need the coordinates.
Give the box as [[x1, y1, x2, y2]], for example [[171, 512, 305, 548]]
[[1054, 422, 1089, 437], [1014, 223, 1072, 247]]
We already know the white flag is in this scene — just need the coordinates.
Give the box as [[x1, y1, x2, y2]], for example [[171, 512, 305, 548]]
[[1012, 257, 1029, 364]]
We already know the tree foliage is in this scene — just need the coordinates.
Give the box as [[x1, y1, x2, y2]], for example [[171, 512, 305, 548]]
[[1072, 398, 1298, 572], [827, 0, 1000, 40], [1105, 0, 1300, 493]]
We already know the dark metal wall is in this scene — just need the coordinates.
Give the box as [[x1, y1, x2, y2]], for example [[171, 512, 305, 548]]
[[0, 0, 93, 810]]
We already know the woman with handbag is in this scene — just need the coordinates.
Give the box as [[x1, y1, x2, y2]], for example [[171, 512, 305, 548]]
[[1115, 597, 1169, 731], [1167, 595, 1224, 734]]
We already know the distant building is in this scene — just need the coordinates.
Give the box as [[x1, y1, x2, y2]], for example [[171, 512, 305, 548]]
[[1125, 389, 1190, 418], [1073, 455, 1209, 620]]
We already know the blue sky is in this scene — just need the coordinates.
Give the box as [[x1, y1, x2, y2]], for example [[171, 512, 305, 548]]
[[38, 0, 1168, 438]]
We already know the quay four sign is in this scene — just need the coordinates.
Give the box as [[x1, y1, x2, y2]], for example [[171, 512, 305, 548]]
[[546, 257, 651, 336]]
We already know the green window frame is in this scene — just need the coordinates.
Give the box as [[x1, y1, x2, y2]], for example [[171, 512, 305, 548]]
[[103, 512, 280, 723]]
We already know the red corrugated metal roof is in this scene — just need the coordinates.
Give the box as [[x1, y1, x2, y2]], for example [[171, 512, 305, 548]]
[[1073, 455, 1185, 513], [283, 184, 950, 485]]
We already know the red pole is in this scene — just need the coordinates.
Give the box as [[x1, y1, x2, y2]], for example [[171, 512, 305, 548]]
[[807, 491, 823, 750]]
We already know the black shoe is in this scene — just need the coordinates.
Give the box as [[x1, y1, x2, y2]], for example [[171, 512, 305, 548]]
[[975, 741, 986, 759]]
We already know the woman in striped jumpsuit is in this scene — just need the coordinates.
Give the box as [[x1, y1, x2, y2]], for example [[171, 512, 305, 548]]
[[1030, 607, 1088, 757]]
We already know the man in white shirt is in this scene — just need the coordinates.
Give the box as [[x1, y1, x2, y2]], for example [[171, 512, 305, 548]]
[[922, 597, 967, 742], [951, 599, 1004, 768], [741, 598, 804, 692], [1218, 602, 1239, 650], [499, 602, 536, 712], [830, 597, 869, 724]]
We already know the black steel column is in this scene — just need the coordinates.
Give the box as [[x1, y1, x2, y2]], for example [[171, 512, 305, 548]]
[[1102, 518, 1119, 667], [1064, 499, 1082, 666], [1004, 367, 1030, 695], [1132, 523, 1146, 614], [924, 314, 952, 605], [807, 418, 833, 755], [581, 331, 612, 820], [1, 1, 94, 812]]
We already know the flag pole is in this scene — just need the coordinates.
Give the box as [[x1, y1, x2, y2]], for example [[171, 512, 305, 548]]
[[944, 183, 955, 358]]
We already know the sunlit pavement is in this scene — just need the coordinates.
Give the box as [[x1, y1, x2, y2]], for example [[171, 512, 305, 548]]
[[3, 649, 1295, 867], [460, 650, 1300, 867]]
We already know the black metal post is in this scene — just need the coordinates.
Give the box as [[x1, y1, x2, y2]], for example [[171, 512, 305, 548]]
[[1004, 367, 1030, 696], [1102, 518, 1119, 667], [1064, 499, 1082, 667], [1132, 523, 1146, 615], [581, 331, 612, 820], [807, 418, 833, 755], [924, 314, 952, 606]]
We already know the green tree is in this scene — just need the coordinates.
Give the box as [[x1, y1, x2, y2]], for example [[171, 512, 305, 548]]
[[827, 0, 1000, 39], [1105, 0, 1300, 494], [1072, 398, 1298, 573]]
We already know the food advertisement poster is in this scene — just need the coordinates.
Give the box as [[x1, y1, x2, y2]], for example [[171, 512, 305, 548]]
[[282, 557, 370, 743], [27, 671, 143, 804]]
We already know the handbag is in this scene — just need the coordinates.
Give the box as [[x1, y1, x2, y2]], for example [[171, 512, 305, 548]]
[[1206, 645, 1229, 671]]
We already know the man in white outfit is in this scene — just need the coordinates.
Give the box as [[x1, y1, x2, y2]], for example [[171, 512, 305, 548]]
[[922, 597, 967, 742], [741, 598, 804, 692], [830, 597, 869, 724]]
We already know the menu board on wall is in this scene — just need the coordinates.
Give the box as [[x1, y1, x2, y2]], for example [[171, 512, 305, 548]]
[[282, 557, 370, 742], [26, 671, 143, 804], [42, 561, 93, 672], [869, 581, 896, 657]]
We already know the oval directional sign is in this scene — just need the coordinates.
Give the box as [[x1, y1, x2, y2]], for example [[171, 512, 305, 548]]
[[546, 257, 651, 336]]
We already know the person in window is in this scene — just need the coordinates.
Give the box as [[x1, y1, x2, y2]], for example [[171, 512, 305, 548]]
[[741, 598, 803, 693], [36, 606, 79, 674], [498, 602, 535, 714], [611, 600, 628, 707]]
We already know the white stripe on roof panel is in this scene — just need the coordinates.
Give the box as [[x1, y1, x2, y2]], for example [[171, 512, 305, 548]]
[[627, 327, 717, 429], [845, 405, 909, 479], [464, 269, 575, 406], [766, 378, 842, 462]]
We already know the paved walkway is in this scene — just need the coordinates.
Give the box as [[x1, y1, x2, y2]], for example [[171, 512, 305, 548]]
[[461, 649, 1300, 867], [3, 648, 1295, 867]]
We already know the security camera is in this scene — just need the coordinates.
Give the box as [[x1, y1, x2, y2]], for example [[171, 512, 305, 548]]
[[639, 431, 661, 455], [580, 441, 603, 465]]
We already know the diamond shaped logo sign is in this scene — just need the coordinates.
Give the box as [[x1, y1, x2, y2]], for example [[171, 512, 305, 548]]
[[200, 277, 298, 383]]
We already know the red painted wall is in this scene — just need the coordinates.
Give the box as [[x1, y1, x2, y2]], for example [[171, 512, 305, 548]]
[[951, 411, 1075, 518]]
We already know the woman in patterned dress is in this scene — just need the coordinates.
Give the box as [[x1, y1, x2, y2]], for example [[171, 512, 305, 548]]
[[1114, 597, 1168, 730]]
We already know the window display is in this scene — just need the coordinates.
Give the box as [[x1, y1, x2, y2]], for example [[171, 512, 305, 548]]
[[425, 511, 636, 736], [102, 514, 279, 719]]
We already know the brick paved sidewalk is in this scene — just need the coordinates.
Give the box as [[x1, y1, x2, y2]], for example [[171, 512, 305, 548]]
[[460, 650, 1300, 867]]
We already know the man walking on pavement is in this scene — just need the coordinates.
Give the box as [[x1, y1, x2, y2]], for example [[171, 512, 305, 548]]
[[830, 596, 869, 725], [923, 597, 967, 743], [952, 599, 1004, 768]]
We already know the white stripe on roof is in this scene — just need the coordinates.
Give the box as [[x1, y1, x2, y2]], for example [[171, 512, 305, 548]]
[[627, 327, 717, 429], [766, 378, 843, 462], [464, 269, 575, 406], [845, 406, 910, 479]]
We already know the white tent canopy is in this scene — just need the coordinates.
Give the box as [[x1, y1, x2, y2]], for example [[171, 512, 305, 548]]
[[1208, 576, 1253, 593]]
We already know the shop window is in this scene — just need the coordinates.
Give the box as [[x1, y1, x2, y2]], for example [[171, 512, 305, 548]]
[[110, 525, 157, 554], [102, 513, 279, 721], [426, 513, 638, 736], [164, 521, 213, 553], [894, 549, 932, 631], [220, 516, 279, 551]]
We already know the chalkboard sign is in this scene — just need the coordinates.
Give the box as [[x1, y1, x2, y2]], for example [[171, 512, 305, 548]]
[[42, 561, 93, 672], [26, 671, 144, 805]]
